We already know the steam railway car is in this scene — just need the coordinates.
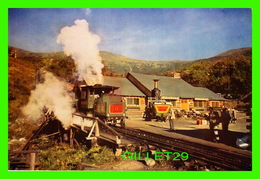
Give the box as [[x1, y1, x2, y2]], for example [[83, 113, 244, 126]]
[[74, 82, 126, 127], [95, 93, 126, 127], [143, 79, 173, 122]]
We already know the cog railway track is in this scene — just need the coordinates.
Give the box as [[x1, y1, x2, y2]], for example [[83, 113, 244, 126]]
[[109, 126, 252, 171]]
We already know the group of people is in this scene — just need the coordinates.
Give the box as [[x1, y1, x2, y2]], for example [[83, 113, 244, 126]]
[[168, 106, 237, 144], [208, 107, 237, 143]]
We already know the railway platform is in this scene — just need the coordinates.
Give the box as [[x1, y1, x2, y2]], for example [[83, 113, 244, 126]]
[[124, 114, 251, 157]]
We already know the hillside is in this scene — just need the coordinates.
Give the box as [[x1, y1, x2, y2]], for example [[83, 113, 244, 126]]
[[8, 46, 252, 143], [9, 46, 196, 76], [197, 47, 252, 63], [177, 47, 252, 98], [8, 46, 252, 97], [9, 46, 252, 76], [214, 47, 252, 58], [100, 51, 196, 75], [8, 56, 39, 143]]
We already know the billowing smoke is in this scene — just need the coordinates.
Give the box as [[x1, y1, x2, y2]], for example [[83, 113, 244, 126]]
[[57, 19, 104, 85], [22, 19, 102, 128], [22, 72, 75, 128]]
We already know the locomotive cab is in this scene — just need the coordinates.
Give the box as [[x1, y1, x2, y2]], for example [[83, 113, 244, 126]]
[[95, 94, 126, 127], [75, 82, 126, 127], [75, 83, 118, 112]]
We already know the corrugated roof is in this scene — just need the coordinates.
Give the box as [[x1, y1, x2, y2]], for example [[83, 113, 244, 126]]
[[128, 73, 225, 100], [103, 73, 225, 100], [192, 87, 225, 100], [103, 76, 144, 96]]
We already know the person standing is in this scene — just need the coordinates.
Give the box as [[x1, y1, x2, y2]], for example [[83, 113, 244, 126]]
[[169, 106, 175, 131], [221, 108, 231, 144], [208, 107, 221, 142], [230, 108, 237, 124], [222, 108, 231, 132]]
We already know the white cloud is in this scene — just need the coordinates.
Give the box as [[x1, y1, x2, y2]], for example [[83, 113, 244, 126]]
[[85, 8, 91, 16]]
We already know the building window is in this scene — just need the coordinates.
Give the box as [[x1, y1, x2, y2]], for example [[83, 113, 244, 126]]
[[127, 98, 132, 105], [194, 101, 204, 108], [171, 100, 177, 107], [133, 98, 139, 105], [165, 100, 177, 107], [126, 97, 140, 107], [182, 99, 187, 103], [81, 91, 86, 99], [211, 101, 220, 108]]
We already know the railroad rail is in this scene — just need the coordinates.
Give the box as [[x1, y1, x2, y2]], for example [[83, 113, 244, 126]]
[[110, 126, 252, 171], [11, 111, 251, 171]]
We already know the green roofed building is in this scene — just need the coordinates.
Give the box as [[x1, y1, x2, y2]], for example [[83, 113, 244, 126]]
[[103, 72, 225, 113]]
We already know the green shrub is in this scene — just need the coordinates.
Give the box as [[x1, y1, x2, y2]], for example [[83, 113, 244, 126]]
[[84, 145, 115, 165], [39, 143, 115, 170], [8, 118, 40, 150]]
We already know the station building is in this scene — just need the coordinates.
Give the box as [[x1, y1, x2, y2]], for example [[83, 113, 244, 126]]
[[103, 72, 225, 113]]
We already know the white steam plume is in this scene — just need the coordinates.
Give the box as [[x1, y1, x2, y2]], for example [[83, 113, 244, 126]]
[[22, 72, 75, 128], [57, 19, 104, 85]]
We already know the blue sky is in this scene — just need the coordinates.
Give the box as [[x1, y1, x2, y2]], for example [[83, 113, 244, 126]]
[[8, 8, 252, 61]]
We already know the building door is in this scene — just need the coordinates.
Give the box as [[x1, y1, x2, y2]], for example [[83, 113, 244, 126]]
[[181, 99, 189, 111]]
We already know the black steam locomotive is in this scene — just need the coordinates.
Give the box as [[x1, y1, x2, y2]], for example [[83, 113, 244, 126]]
[[143, 80, 172, 122], [74, 82, 126, 127]]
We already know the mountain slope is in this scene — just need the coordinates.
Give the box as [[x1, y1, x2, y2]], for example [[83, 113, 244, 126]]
[[100, 51, 196, 75], [178, 47, 252, 97], [200, 47, 252, 62], [9, 46, 252, 98], [9, 46, 252, 76], [9, 46, 196, 76], [214, 47, 252, 58]]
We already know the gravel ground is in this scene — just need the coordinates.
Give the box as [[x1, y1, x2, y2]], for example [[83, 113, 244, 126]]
[[125, 111, 251, 148]]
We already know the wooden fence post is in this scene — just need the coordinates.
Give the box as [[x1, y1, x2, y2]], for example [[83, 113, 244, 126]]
[[30, 153, 36, 170]]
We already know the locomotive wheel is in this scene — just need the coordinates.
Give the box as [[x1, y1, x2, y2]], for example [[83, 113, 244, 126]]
[[145, 117, 151, 121], [156, 116, 162, 122], [164, 116, 170, 122], [102, 119, 108, 124], [144, 113, 152, 121], [120, 118, 126, 128], [111, 121, 117, 126], [100, 118, 109, 129]]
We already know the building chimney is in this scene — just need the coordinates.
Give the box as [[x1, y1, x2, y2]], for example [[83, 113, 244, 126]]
[[174, 72, 181, 79]]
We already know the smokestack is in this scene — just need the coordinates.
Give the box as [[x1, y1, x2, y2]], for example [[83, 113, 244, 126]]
[[152, 79, 161, 100], [153, 79, 159, 89]]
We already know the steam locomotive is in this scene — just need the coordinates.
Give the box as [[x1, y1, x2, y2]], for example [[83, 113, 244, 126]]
[[143, 80, 173, 122], [74, 81, 126, 127]]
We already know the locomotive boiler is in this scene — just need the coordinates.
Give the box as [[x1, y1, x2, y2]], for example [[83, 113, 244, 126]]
[[74, 82, 126, 127], [144, 79, 172, 122]]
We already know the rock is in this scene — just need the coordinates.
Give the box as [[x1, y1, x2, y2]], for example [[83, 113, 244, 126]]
[[115, 148, 122, 156], [112, 160, 146, 171], [145, 159, 156, 167], [19, 138, 26, 142]]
